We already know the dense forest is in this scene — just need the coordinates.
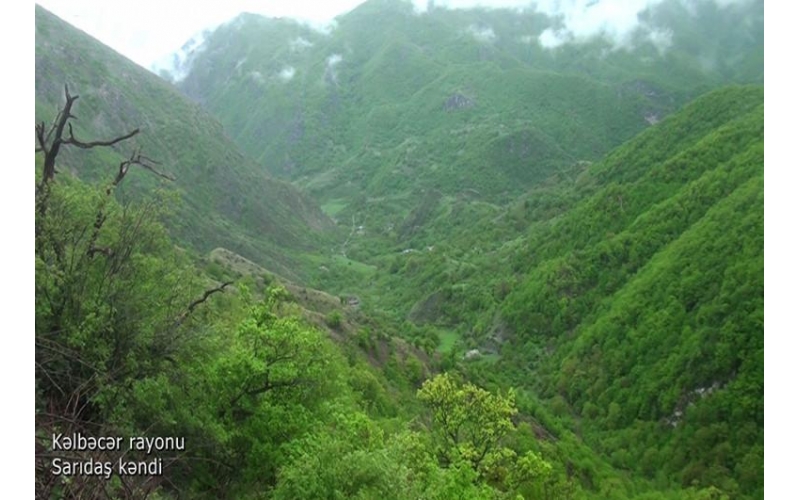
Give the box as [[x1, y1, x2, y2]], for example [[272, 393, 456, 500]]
[[35, 1, 763, 498]]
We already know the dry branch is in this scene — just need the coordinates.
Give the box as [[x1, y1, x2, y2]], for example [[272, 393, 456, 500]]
[[35, 84, 144, 192], [65, 121, 139, 149], [173, 281, 234, 329]]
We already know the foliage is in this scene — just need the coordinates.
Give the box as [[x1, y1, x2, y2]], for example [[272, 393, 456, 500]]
[[417, 373, 569, 498], [418, 373, 516, 471], [326, 310, 344, 329], [174, 0, 762, 293], [35, 6, 334, 283], [496, 87, 764, 498], [36, 178, 199, 417], [35, 2, 764, 498], [34, 115, 208, 497]]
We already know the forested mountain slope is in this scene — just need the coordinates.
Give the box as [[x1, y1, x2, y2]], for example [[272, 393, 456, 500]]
[[480, 85, 763, 497], [261, 83, 761, 498], [161, 3, 763, 494], [35, 1, 763, 498], [172, 0, 762, 228], [35, 5, 333, 281]]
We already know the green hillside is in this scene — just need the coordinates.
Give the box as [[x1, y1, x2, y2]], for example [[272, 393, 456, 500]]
[[499, 86, 764, 497], [175, 0, 762, 220], [35, 1, 763, 498], [166, 2, 763, 495], [253, 83, 763, 498], [35, 5, 334, 281], [339, 85, 763, 498]]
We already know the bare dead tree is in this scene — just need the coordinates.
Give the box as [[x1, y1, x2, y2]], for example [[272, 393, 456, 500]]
[[35, 84, 175, 256], [36, 84, 139, 191], [86, 149, 175, 258], [35, 84, 175, 220]]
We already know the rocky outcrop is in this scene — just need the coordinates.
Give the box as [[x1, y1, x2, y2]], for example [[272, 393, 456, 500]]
[[443, 93, 475, 111]]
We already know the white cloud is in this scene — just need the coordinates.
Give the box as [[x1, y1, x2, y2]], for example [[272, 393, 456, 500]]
[[278, 66, 296, 81], [36, 0, 364, 69], [324, 53, 343, 85], [37, 0, 758, 69], [535, 0, 663, 49], [249, 70, 265, 84], [531, 0, 690, 52], [149, 29, 210, 82], [538, 28, 570, 49], [467, 24, 497, 43], [647, 27, 673, 55], [530, 0, 754, 51], [711, 0, 751, 6], [418, 0, 533, 10], [312, 19, 339, 35], [327, 54, 343, 67], [290, 37, 314, 51]]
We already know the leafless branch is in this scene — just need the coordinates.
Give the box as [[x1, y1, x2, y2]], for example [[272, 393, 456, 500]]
[[172, 282, 233, 328], [82, 149, 172, 259], [65, 121, 139, 149], [37, 85, 80, 189], [35, 84, 166, 199], [228, 375, 311, 412], [118, 149, 175, 182]]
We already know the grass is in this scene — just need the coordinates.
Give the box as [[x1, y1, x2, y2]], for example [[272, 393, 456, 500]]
[[321, 199, 349, 217], [330, 254, 377, 275], [437, 330, 459, 353]]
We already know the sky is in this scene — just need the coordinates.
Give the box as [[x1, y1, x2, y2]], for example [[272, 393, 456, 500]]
[[35, 0, 429, 68], [36, 0, 754, 70]]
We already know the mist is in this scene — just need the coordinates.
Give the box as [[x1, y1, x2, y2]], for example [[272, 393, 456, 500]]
[[38, 0, 760, 70]]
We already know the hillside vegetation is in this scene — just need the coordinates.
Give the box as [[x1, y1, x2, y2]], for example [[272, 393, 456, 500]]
[[35, 1, 763, 498], [176, 0, 762, 227], [312, 84, 765, 498], [500, 86, 764, 497], [35, 5, 333, 281]]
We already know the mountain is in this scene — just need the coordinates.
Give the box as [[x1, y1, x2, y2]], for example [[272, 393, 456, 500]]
[[499, 85, 764, 496], [35, 5, 334, 281], [171, 0, 762, 230], [33, 1, 763, 497], [382, 84, 763, 497], [162, 5, 763, 495]]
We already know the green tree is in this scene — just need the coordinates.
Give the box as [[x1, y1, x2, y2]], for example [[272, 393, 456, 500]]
[[417, 372, 516, 471], [34, 85, 222, 499], [35, 86, 197, 421], [417, 373, 568, 498]]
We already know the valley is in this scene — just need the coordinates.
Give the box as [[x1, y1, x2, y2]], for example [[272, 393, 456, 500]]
[[35, 1, 764, 498]]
